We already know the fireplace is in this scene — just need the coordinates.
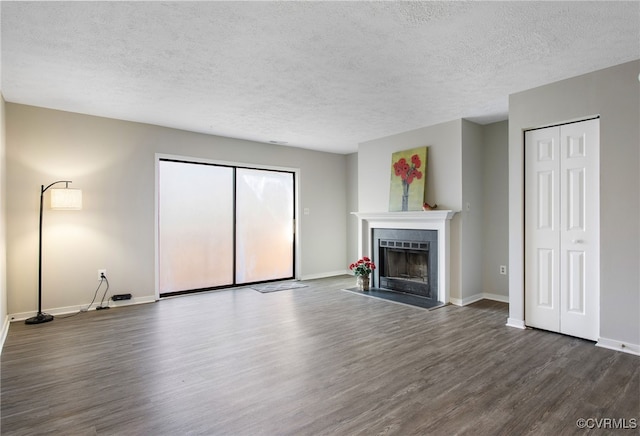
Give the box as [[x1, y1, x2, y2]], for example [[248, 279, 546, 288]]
[[373, 228, 438, 301], [353, 210, 456, 304]]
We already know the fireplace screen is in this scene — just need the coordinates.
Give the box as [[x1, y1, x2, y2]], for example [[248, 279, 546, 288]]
[[379, 241, 431, 298], [385, 249, 429, 283], [373, 228, 438, 301]]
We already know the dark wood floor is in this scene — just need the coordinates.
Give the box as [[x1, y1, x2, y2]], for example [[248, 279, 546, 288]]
[[2, 275, 638, 435]]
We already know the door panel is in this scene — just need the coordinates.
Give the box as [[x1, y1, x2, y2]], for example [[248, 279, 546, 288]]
[[566, 168, 585, 231], [536, 248, 554, 308], [567, 250, 585, 313], [537, 170, 554, 230]]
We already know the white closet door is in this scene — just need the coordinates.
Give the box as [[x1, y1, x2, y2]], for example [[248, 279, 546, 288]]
[[559, 120, 599, 340], [525, 119, 599, 341], [525, 126, 561, 332]]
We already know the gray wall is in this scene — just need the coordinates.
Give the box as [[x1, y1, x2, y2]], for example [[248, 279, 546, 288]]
[[357, 119, 463, 213], [482, 121, 509, 298], [346, 152, 359, 266], [6, 104, 348, 317], [460, 120, 484, 303], [508, 60, 639, 349], [0, 95, 7, 341]]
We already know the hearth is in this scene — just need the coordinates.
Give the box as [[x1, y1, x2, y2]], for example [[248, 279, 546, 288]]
[[373, 228, 438, 301]]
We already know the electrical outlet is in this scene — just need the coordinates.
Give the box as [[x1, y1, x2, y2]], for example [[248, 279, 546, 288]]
[[499, 265, 507, 275], [98, 269, 107, 280]]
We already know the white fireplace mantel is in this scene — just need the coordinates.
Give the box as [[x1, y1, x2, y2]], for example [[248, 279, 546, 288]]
[[352, 210, 457, 304]]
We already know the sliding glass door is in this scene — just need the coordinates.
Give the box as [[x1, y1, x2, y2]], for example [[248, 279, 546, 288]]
[[158, 159, 295, 296], [235, 168, 294, 283], [158, 161, 234, 292]]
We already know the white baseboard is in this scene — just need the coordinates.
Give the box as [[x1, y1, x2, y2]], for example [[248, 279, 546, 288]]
[[483, 292, 509, 303], [0, 315, 9, 354], [596, 337, 640, 356], [506, 318, 526, 329], [300, 270, 349, 281], [106, 296, 157, 308], [8, 296, 157, 322], [450, 292, 509, 307], [450, 294, 481, 306]]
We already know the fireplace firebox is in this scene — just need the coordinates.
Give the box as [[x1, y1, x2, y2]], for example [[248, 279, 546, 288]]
[[373, 228, 438, 301]]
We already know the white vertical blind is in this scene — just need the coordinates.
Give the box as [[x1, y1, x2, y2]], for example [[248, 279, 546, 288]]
[[158, 161, 234, 293], [235, 168, 294, 284]]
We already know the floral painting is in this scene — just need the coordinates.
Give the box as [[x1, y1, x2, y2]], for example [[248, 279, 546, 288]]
[[389, 146, 428, 211]]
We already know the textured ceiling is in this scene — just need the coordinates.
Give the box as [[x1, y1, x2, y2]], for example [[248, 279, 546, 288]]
[[2, 1, 639, 154]]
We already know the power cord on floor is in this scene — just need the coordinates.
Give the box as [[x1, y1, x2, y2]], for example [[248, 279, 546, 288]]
[[84, 274, 107, 311], [96, 273, 111, 310], [55, 275, 110, 319]]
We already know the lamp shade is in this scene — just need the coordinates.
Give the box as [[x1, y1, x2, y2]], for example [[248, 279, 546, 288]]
[[50, 188, 82, 210]]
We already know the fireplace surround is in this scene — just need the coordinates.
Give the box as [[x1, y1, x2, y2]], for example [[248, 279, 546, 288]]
[[353, 211, 456, 304]]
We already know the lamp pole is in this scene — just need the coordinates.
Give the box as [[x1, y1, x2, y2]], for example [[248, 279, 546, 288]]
[[25, 181, 73, 325]]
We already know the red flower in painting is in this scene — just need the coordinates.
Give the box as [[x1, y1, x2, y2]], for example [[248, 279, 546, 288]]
[[411, 154, 421, 168], [393, 154, 422, 186]]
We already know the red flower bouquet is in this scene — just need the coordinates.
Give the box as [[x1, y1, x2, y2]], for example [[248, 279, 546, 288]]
[[349, 256, 376, 277]]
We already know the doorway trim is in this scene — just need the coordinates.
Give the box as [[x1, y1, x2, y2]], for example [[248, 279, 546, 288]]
[[507, 115, 601, 331]]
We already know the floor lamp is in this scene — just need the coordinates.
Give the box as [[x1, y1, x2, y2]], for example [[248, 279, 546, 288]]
[[25, 181, 82, 325]]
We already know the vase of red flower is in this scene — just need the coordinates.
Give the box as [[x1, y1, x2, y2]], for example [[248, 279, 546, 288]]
[[349, 257, 376, 291], [356, 275, 370, 292]]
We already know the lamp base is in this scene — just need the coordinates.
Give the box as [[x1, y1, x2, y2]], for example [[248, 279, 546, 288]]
[[25, 313, 54, 325]]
